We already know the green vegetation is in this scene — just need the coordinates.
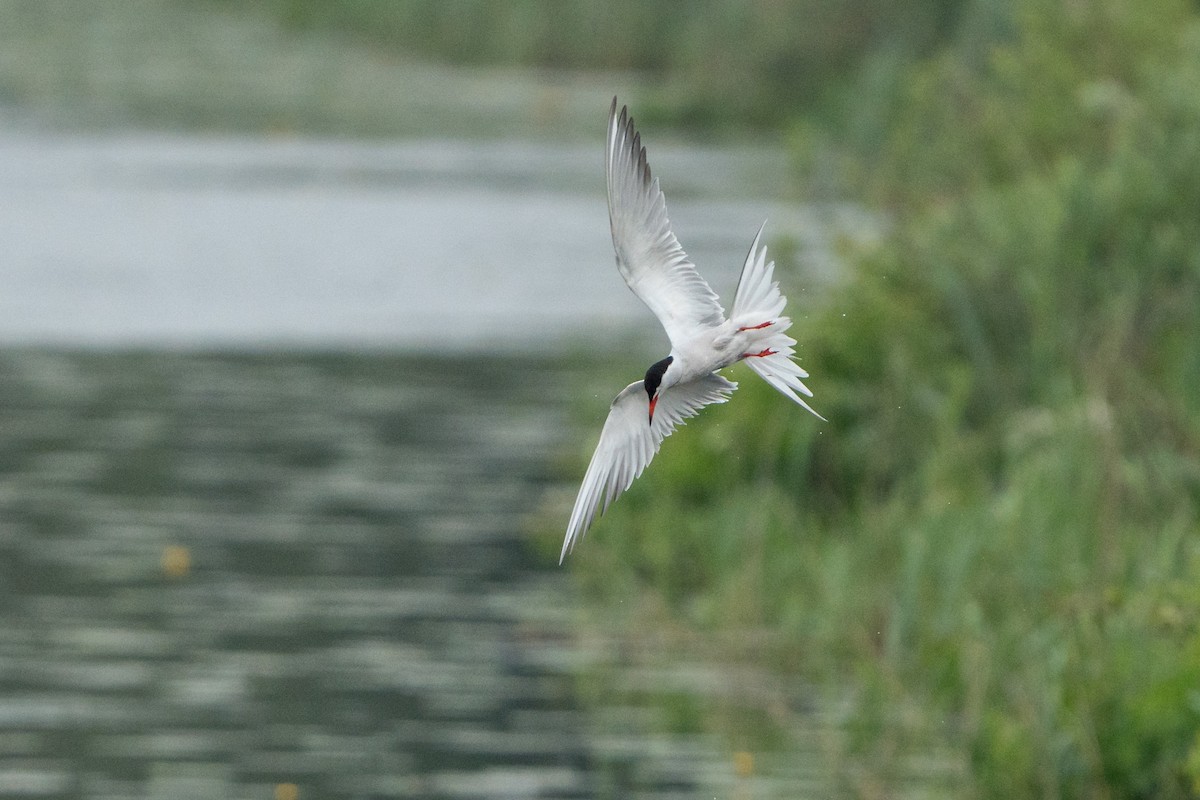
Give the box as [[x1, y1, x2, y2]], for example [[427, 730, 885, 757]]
[[0, 0, 961, 135], [0, 0, 619, 137], [551, 0, 1200, 796], [243, 0, 966, 130]]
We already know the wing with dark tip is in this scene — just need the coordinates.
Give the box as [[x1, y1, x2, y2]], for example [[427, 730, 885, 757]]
[[560, 372, 736, 562], [606, 98, 726, 348]]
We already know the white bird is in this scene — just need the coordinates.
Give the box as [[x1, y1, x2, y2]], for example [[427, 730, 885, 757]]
[[560, 98, 824, 563]]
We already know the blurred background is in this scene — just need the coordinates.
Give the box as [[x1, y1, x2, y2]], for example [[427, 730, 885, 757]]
[[1, 0, 1198, 798]]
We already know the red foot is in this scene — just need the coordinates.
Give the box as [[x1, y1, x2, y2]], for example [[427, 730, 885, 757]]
[[737, 321, 773, 332], [742, 348, 777, 359]]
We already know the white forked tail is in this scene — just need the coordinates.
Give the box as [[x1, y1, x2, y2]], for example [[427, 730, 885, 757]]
[[732, 222, 826, 421]]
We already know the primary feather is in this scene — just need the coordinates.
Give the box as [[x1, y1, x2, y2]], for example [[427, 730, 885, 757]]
[[560, 373, 736, 562], [606, 98, 725, 348]]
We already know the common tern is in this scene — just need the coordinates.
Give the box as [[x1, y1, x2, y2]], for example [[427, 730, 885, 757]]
[[560, 98, 823, 563]]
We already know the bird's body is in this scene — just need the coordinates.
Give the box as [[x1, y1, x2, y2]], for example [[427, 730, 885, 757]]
[[560, 98, 823, 562], [662, 319, 771, 384]]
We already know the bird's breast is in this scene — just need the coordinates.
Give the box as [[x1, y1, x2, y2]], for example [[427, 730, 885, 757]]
[[669, 326, 742, 382]]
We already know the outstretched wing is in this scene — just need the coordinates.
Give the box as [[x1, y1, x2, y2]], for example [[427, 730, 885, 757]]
[[561, 372, 736, 562], [606, 97, 726, 348]]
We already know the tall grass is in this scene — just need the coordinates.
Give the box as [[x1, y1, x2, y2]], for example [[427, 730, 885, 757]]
[[553, 0, 1200, 795]]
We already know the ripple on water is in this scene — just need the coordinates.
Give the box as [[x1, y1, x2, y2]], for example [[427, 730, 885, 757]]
[[0, 350, 724, 799]]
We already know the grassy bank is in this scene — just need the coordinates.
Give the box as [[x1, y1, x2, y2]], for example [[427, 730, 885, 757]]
[[0, 0, 625, 137], [0, 0, 965, 136], [549, 0, 1200, 796], [227, 0, 967, 131]]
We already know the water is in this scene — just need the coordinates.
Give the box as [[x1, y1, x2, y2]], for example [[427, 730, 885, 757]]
[[0, 124, 865, 797], [0, 126, 853, 349], [0, 349, 762, 798]]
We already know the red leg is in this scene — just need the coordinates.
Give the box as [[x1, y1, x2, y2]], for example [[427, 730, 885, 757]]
[[737, 321, 773, 332], [742, 348, 777, 359]]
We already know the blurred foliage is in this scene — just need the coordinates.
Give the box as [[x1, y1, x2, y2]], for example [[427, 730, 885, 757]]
[[0, 0, 621, 136], [0, 0, 964, 134], [243, 0, 967, 129], [554, 0, 1200, 796]]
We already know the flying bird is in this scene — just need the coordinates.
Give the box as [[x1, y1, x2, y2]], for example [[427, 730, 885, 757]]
[[560, 98, 824, 563]]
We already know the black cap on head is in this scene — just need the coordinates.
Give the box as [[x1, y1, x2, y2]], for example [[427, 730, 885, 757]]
[[643, 356, 673, 399]]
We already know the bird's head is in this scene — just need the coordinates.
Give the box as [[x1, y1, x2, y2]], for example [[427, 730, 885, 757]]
[[643, 355, 673, 425]]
